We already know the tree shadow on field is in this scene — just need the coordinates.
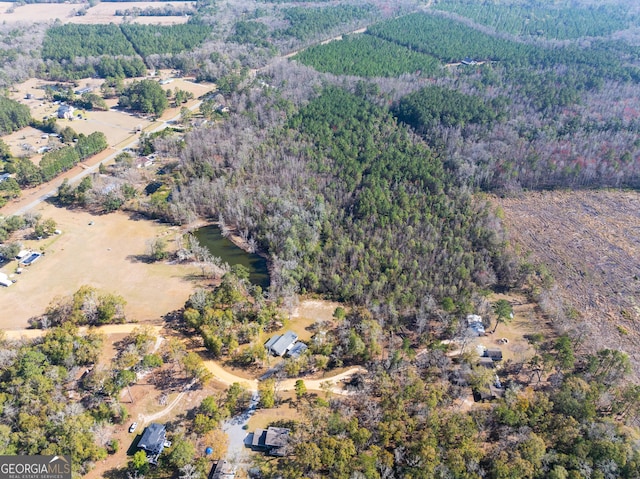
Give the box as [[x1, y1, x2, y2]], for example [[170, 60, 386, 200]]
[[102, 467, 128, 479], [126, 253, 155, 264], [125, 211, 154, 222]]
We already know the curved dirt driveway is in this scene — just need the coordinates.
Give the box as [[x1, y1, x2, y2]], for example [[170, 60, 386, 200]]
[[4, 324, 365, 395], [201, 360, 365, 395]]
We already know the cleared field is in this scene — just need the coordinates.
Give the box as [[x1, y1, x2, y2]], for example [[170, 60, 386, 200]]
[[6, 77, 155, 146], [158, 77, 215, 98], [58, 109, 151, 146], [0, 1, 192, 24], [496, 190, 640, 373], [2, 126, 53, 162], [71, 1, 194, 25], [0, 2, 77, 23], [0, 203, 202, 330]]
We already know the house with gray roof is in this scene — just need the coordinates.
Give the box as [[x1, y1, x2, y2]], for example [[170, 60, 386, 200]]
[[265, 331, 298, 357], [137, 423, 169, 464], [251, 427, 290, 456]]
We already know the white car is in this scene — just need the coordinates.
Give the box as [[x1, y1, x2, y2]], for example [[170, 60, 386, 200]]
[[129, 422, 138, 433]]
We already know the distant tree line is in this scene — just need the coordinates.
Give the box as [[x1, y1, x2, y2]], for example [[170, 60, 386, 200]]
[[432, 0, 637, 40], [295, 35, 442, 78], [0, 96, 32, 135], [278, 4, 376, 41]]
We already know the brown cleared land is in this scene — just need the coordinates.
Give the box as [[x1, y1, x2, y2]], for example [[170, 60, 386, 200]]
[[495, 189, 640, 371], [0, 1, 193, 24], [0, 203, 202, 329]]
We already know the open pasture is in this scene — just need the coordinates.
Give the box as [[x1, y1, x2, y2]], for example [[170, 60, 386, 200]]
[[0, 1, 193, 25], [71, 1, 194, 25], [0, 203, 201, 330], [2, 126, 53, 162], [0, 2, 77, 23]]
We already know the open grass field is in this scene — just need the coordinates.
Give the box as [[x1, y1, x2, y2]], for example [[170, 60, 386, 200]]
[[72, 2, 194, 25], [2, 126, 52, 163], [0, 2, 78, 23], [0, 203, 202, 330], [7, 77, 154, 147], [0, 1, 193, 24], [496, 189, 640, 374]]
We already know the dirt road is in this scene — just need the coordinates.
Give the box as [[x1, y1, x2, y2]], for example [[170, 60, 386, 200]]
[[3, 323, 162, 341]]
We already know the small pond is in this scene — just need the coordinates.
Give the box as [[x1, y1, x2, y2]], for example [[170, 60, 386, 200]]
[[193, 225, 269, 290]]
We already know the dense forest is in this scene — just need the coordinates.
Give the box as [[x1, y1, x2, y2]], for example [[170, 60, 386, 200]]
[[278, 5, 376, 41], [1, 0, 640, 477], [120, 23, 212, 57], [295, 35, 441, 78], [0, 97, 32, 135], [168, 82, 514, 313], [432, 0, 638, 40]]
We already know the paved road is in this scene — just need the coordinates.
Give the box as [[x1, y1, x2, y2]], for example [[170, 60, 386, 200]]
[[3, 100, 202, 217]]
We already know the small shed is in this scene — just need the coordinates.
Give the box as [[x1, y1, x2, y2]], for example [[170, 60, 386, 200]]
[[0, 272, 12, 287], [0, 173, 11, 183], [478, 357, 495, 369]]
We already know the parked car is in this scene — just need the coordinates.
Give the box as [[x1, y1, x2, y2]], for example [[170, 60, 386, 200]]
[[129, 422, 138, 433]]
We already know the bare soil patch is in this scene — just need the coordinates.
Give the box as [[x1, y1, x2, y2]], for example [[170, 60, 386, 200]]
[[495, 189, 640, 372], [0, 203, 202, 329], [0, 2, 77, 23], [70, 1, 194, 25], [158, 77, 215, 99], [0, 1, 193, 24]]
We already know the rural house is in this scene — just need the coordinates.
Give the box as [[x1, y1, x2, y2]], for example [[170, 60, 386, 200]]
[[137, 423, 170, 464], [485, 349, 503, 361], [265, 331, 298, 357], [467, 314, 485, 336], [57, 104, 75, 120], [251, 427, 291, 456]]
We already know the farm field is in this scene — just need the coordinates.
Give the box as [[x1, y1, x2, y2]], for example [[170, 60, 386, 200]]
[[0, 204, 202, 330], [2, 126, 55, 163], [0, 2, 77, 22], [496, 189, 640, 373], [0, 1, 193, 24], [71, 1, 194, 25]]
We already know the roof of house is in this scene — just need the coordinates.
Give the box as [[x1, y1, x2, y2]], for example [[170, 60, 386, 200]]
[[287, 342, 308, 359], [267, 331, 298, 356], [57, 104, 74, 113], [264, 336, 279, 349], [485, 349, 503, 360], [264, 427, 290, 448], [478, 357, 495, 368], [252, 429, 266, 447], [138, 423, 166, 456], [251, 427, 290, 451], [467, 314, 482, 325], [209, 460, 236, 479]]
